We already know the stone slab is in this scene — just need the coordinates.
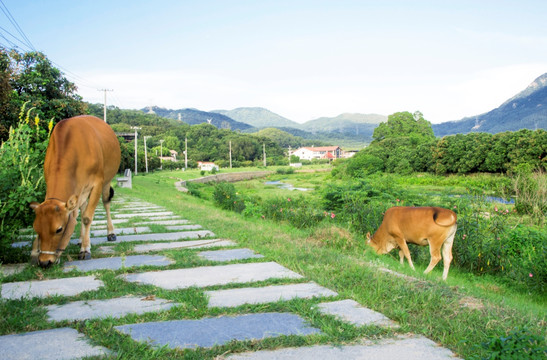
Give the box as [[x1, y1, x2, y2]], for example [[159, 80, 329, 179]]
[[1, 276, 103, 300], [88, 226, 151, 237], [316, 299, 399, 328], [63, 255, 174, 272], [206, 282, 338, 308], [71, 230, 215, 246], [121, 262, 303, 289], [92, 218, 129, 226], [138, 216, 184, 221], [165, 224, 202, 231], [0, 327, 111, 360], [46, 296, 178, 322], [134, 219, 190, 226], [115, 312, 320, 349], [198, 248, 264, 262], [227, 335, 462, 359], [114, 211, 174, 218], [133, 239, 237, 252], [0, 263, 26, 276]]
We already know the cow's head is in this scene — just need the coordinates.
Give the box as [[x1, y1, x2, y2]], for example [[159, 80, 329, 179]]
[[29, 195, 78, 268], [366, 231, 392, 254]]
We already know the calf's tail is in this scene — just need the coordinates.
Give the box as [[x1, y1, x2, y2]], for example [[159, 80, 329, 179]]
[[108, 186, 115, 202], [433, 208, 457, 227]]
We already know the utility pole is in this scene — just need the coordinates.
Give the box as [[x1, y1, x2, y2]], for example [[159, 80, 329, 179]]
[[288, 145, 291, 166], [184, 137, 188, 170], [144, 136, 150, 173], [229, 140, 232, 169], [98, 89, 113, 123], [159, 139, 164, 170], [131, 127, 141, 175], [263, 143, 266, 167]]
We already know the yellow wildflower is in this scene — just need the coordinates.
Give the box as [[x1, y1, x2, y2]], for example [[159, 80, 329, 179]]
[[48, 119, 53, 133], [34, 116, 40, 126]]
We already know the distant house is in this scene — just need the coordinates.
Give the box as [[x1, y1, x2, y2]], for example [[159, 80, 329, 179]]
[[291, 146, 341, 161], [159, 150, 178, 162], [197, 161, 219, 171]]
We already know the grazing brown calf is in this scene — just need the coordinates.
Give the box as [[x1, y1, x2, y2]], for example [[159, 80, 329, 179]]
[[29, 116, 121, 268], [366, 206, 457, 280]]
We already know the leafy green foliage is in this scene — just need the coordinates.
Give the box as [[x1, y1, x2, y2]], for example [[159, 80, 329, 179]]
[[0, 48, 86, 141], [0, 105, 51, 262], [469, 327, 547, 360], [212, 182, 245, 213], [338, 110, 546, 177], [511, 170, 546, 225]]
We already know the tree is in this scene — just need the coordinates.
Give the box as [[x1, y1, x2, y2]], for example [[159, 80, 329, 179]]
[[0, 48, 86, 141], [372, 111, 435, 143]]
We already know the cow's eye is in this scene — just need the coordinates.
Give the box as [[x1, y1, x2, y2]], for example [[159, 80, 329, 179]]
[[55, 227, 63, 234]]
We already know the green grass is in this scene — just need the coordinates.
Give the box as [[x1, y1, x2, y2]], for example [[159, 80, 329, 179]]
[[1, 168, 545, 359]]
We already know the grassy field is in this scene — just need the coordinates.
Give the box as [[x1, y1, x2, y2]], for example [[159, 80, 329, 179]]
[[1, 167, 545, 359]]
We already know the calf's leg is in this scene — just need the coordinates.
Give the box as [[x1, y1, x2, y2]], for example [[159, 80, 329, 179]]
[[441, 226, 457, 280], [424, 240, 442, 275]]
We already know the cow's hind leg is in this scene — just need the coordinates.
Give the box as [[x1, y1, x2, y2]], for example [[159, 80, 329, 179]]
[[441, 226, 457, 280], [103, 185, 117, 242]]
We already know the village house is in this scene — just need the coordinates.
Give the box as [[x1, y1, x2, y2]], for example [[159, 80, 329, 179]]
[[197, 161, 219, 171], [159, 149, 178, 162], [291, 146, 341, 161]]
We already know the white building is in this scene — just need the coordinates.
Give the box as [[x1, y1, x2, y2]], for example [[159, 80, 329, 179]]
[[291, 146, 341, 161], [197, 161, 219, 171]]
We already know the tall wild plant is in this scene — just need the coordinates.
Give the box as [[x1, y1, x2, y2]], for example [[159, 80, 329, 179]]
[[0, 104, 52, 263]]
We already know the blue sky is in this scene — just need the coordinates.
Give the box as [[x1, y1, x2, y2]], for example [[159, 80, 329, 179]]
[[2, 0, 546, 123]]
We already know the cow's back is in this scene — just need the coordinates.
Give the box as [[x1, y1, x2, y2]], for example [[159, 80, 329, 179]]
[[381, 206, 456, 241], [44, 116, 121, 193]]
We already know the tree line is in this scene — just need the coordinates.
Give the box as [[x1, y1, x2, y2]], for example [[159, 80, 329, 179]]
[[337, 111, 546, 177]]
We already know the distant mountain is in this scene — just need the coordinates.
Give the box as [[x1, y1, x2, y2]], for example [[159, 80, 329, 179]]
[[212, 107, 299, 128], [142, 106, 252, 131], [433, 73, 547, 136], [300, 113, 386, 135]]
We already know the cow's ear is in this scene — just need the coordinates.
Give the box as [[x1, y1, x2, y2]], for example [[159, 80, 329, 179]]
[[66, 195, 78, 211], [30, 202, 40, 211], [365, 232, 371, 241]]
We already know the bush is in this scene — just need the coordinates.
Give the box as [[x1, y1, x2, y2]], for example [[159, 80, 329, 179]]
[[469, 327, 547, 360], [0, 105, 52, 263], [511, 170, 546, 226], [276, 167, 295, 175], [212, 182, 245, 213]]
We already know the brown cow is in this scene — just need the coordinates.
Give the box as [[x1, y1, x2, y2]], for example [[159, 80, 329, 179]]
[[29, 115, 121, 267], [366, 206, 457, 280]]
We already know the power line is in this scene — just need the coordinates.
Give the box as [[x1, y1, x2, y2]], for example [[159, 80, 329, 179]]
[[0, 0, 35, 51], [0, 1, 120, 107]]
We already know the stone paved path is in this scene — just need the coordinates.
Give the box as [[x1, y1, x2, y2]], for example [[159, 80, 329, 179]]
[[1, 195, 462, 359]]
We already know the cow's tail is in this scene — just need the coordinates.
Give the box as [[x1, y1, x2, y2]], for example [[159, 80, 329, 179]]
[[433, 208, 457, 227], [108, 186, 115, 202]]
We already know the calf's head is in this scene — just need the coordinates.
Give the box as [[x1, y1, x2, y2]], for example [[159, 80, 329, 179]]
[[366, 231, 394, 254], [29, 195, 78, 268]]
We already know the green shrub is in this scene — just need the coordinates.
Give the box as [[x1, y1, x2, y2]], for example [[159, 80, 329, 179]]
[[212, 182, 245, 213], [276, 167, 295, 175], [0, 105, 52, 263], [511, 170, 546, 226], [469, 327, 547, 360]]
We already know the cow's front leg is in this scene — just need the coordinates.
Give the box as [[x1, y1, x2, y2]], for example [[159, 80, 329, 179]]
[[397, 239, 415, 270], [30, 236, 40, 265], [78, 187, 101, 260]]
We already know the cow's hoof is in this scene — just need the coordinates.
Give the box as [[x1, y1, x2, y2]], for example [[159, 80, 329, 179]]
[[78, 251, 91, 260], [107, 233, 117, 242], [30, 254, 39, 266]]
